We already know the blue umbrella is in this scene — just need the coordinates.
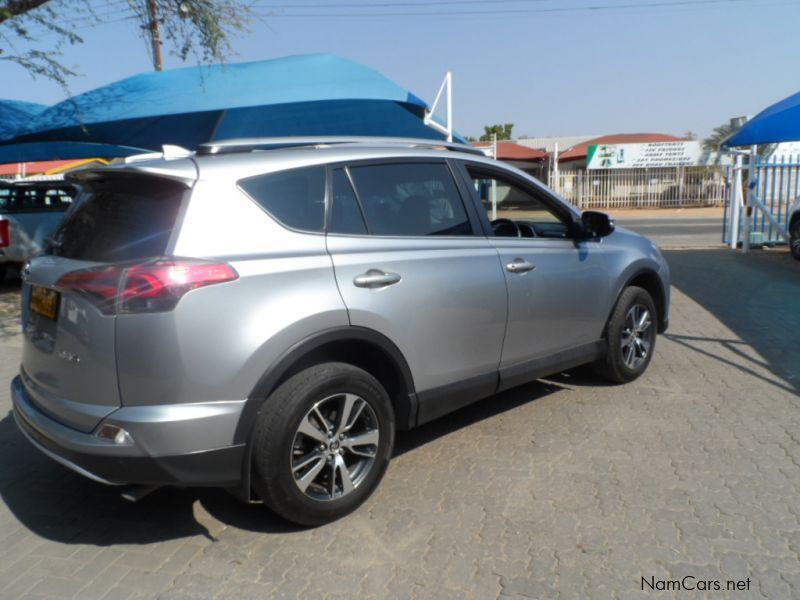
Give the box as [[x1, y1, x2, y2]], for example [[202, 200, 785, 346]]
[[0, 54, 457, 162], [0, 100, 47, 139], [724, 89, 800, 147]]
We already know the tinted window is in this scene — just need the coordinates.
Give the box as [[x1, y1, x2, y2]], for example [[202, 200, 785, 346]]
[[49, 177, 184, 261], [348, 163, 471, 237], [239, 166, 325, 232], [329, 168, 367, 235], [0, 184, 75, 213]]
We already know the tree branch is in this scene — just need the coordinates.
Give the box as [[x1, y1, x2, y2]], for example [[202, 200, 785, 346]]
[[0, 0, 51, 24]]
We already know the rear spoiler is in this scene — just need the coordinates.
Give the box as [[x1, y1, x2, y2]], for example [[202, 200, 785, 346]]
[[66, 161, 197, 187]]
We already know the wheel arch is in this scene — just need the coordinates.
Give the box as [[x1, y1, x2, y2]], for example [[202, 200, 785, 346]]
[[234, 326, 418, 448], [607, 268, 668, 335]]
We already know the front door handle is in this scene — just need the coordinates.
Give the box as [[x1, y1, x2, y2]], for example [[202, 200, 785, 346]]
[[506, 258, 536, 274], [353, 269, 402, 289]]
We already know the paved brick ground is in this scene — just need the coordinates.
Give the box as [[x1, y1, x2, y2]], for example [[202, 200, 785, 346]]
[[0, 248, 798, 599]]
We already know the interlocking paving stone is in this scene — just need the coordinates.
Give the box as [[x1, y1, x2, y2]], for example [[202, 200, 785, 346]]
[[0, 248, 798, 599]]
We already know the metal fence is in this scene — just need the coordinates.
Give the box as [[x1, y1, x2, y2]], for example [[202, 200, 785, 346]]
[[723, 154, 799, 245], [551, 166, 727, 209]]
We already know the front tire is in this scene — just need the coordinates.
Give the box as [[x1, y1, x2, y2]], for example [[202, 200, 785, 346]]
[[251, 362, 395, 526], [790, 218, 800, 261], [595, 286, 657, 383]]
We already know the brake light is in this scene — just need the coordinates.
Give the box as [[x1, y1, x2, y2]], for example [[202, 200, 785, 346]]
[[55, 260, 238, 315], [0, 220, 9, 248]]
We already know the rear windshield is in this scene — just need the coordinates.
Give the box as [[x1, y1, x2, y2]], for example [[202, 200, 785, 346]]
[[0, 184, 76, 213], [49, 176, 184, 262]]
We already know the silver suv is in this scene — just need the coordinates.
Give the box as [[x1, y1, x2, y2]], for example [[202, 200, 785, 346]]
[[11, 137, 670, 525]]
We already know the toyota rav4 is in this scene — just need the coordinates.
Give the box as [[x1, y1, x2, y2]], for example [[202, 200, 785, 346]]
[[11, 137, 670, 525]]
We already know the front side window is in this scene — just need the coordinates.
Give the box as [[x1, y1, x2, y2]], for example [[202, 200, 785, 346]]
[[347, 162, 472, 236], [239, 165, 326, 232], [468, 168, 571, 239]]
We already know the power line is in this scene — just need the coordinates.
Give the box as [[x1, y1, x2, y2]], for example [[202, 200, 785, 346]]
[[254, 0, 776, 17], [254, 0, 554, 7]]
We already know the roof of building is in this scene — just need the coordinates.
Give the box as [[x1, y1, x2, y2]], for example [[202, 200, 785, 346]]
[[558, 133, 684, 161], [0, 158, 107, 177], [473, 141, 547, 161], [515, 135, 602, 153]]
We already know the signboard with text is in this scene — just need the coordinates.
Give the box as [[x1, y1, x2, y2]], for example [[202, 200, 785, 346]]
[[586, 141, 708, 169]]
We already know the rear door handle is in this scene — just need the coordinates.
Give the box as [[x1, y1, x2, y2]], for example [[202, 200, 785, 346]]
[[506, 258, 536, 274], [353, 269, 402, 289]]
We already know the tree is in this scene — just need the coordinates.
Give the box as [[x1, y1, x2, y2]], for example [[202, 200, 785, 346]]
[[703, 122, 737, 153], [0, 1, 252, 92], [479, 123, 514, 142], [683, 130, 697, 141], [704, 120, 775, 159]]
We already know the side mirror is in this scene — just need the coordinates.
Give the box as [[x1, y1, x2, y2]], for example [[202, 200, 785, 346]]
[[580, 211, 615, 239]]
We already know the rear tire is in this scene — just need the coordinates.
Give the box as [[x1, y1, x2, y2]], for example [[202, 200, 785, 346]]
[[594, 286, 657, 383], [251, 362, 395, 526], [790, 218, 800, 261]]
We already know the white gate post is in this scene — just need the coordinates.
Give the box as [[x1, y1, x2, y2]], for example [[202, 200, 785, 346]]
[[552, 142, 559, 194], [741, 145, 757, 253], [729, 154, 742, 250], [491, 131, 498, 220]]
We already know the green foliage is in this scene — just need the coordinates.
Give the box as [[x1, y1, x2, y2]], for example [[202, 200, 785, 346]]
[[479, 123, 514, 142], [0, 0, 253, 93], [0, 1, 86, 93], [126, 0, 251, 66], [703, 122, 736, 153]]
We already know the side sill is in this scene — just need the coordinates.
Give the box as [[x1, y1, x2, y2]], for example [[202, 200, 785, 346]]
[[415, 372, 498, 426], [497, 340, 605, 393]]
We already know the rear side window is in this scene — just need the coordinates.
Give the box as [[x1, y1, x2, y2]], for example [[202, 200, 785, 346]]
[[49, 176, 184, 262], [239, 166, 325, 232], [347, 162, 472, 236]]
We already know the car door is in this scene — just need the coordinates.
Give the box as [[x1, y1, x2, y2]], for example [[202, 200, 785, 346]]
[[456, 162, 614, 390], [325, 160, 507, 424]]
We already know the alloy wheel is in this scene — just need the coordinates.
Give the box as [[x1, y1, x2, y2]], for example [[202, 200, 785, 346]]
[[621, 304, 652, 370], [290, 393, 380, 501]]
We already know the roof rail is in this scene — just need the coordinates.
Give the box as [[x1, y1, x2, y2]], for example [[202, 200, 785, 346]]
[[196, 136, 485, 157]]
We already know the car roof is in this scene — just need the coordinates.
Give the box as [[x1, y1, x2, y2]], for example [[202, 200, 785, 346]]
[[67, 138, 494, 185]]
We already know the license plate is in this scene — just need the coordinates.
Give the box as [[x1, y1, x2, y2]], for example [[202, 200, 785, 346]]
[[30, 285, 60, 320]]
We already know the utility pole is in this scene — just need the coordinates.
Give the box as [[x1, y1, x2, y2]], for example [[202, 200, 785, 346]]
[[147, 0, 163, 71]]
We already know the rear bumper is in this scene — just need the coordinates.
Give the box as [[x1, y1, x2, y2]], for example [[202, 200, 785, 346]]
[[11, 375, 246, 486]]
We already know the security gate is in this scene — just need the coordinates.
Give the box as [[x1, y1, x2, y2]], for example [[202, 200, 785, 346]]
[[723, 153, 799, 246]]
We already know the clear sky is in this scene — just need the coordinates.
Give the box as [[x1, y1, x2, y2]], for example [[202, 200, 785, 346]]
[[2, 0, 799, 140]]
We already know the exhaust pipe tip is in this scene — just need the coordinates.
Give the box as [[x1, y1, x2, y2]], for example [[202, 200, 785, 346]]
[[120, 484, 160, 502]]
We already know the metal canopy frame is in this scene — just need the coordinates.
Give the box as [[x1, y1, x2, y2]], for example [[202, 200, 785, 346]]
[[424, 72, 453, 142]]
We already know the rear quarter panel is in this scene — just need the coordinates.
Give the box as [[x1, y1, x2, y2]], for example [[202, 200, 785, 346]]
[[114, 178, 349, 407]]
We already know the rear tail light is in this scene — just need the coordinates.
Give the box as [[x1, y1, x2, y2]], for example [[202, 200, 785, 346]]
[[55, 259, 238, 315], [0, 220, 9, 248]]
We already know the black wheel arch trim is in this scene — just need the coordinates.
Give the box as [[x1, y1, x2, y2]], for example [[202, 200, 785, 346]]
[[234, 326, 418, 447], [607, 268, 669, 335]]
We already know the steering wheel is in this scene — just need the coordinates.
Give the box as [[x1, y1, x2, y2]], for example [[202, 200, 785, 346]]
[[491, 218, 521, 238]]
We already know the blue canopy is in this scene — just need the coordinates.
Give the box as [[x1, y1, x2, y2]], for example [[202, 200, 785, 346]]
[[0, 100, 47, 139], [724, 90, 800, 147], [0, 54, 458, 162]]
